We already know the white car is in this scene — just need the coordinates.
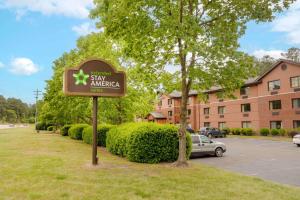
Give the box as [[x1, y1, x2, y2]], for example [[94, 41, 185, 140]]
[[190, 134, 226, 157], [293, 134, 300, 147]]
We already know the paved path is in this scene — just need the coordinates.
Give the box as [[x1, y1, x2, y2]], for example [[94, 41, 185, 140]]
[[191, 137, 300, 187]]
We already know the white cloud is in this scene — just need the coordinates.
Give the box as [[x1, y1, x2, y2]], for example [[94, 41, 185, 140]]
[[0, 62, 4, 68], [272, 0, 300, 44], [252, 49, 286, 59], [9, 57, 39, 75], [72, 22, 100, 36], [0, 0, 94, 19]]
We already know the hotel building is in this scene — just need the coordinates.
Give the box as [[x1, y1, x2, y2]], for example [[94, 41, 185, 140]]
[[147, 60, 300, 131]]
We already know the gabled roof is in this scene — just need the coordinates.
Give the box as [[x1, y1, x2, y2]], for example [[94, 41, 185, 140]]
[[148, 112, 166, 119], [165, 59, 300, 97], [169, 90, 198, 98], [255, 59, 300, 82]]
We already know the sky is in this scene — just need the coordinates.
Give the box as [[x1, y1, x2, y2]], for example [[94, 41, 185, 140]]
[[0, 0, 300, 104]]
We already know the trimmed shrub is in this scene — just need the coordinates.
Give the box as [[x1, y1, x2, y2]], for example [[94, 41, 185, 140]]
[[47, 126, 55, 132], [278, 129, 287, 137], [106, 123, 192, 163], [241, 128, 254, 136], [60, 124, 72, 136], [82, 125, 114, 146], [260, 128, 269, 136], [231, 128, 241, 135], [36, 122, 46, 130], [270, 129, 280, 136], [69, 124, 89, 140], [222, 127, 230, 135]]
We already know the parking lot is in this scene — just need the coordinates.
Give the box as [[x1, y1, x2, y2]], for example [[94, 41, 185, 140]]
[[191, 137, 300, 187]]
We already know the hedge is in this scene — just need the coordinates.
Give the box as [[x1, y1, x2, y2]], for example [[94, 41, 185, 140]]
[[241, 128, 254, 136], [106, 122, 192, 164], [82, 124, 114, 146], [231, 128, 241, 135], [68, 124, 89, 140], [60, 124, 72, 136], [270, 129, 280, 136], [36, 122, 54, 131], [47, 126, 55, 132], [260, 128, 269, 136]]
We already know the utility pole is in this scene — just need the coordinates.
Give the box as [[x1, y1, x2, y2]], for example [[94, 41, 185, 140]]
[[33, 89, 42, 132]]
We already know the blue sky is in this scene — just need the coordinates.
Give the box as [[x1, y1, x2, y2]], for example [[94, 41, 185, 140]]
[[0, 0, 300, 104]]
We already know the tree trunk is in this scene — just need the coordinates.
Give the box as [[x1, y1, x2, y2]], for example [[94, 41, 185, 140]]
[[175, 60, 189, 167]]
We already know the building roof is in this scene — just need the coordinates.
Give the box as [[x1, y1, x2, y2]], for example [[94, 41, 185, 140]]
[[166, 59, 300, 96], [256, 59, 300, 82], [148, 112, 166, 119], [169, 90, 198, 98]]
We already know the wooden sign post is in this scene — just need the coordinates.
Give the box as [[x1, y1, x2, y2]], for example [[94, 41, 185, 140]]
[[63, 59, 126, 165]]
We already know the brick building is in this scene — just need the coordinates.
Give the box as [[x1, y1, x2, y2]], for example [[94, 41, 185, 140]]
[[147, 59, 300, 131]]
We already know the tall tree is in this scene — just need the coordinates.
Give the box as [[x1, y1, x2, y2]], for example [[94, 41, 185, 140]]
[[254, 55, 276, 75], [282, 47, 300, 62], [91, 0, 294, 166], [41, 33, 155, 126]]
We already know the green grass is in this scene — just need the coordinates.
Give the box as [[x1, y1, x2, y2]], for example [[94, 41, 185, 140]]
[[227, 134, 292, 142], [0, 127, 299, 200]]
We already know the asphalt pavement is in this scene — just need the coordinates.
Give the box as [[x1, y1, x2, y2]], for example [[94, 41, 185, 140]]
[[191, 137, 300, 187]]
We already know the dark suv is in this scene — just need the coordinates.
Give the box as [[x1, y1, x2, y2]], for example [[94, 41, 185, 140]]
[[199, 127, 226, 138]]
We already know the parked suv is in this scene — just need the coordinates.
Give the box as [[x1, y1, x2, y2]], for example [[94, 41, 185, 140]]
[[199, 127, 226, 138], [190, 134, 226, 157]]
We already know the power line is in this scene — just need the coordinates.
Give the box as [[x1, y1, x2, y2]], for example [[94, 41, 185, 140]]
[[33, 89, 42, 132]]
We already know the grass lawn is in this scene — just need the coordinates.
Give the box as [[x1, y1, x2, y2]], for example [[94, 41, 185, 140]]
[[0, 127, 299, 200], [227, 134, 292, 142]]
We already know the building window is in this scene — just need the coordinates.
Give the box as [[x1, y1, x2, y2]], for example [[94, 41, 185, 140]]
[[270, 121, 282, 129], [242, 121, 251, 128], [269, 100, 281, 110], [218, 106, 225, 114], [291, 76, 300, 88], [187, 97, 191, 104], [268, 80, 280, 91], [292, 98, 300, 108], [241, 103, 251, 112], [293, 120, 300, 128], [167, 99, 172, 106], [218, 122, 226, 129], [204, 122, 210, 127], [204, 108, 210, 115], [168, 111, 172, 117], [187, 109, 191, 116], [240, 87, 250, 96]]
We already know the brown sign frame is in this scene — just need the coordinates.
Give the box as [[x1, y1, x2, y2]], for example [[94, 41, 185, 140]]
[[63, 58, 126, 97]]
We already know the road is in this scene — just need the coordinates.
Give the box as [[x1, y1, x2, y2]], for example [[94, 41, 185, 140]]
[[191, 137, 300, 187]]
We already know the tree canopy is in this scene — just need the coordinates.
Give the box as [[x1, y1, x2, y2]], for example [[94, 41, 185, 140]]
[[39, 33, 156, 126], [91, 0, 294, 166]]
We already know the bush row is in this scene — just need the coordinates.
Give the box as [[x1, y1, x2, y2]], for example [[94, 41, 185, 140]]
[[227, 128, 255, 136], [259, 128, 300, 137], [36, 122, 55, 131], [82, 124, 114, 147], [106, 122, 192, 163]]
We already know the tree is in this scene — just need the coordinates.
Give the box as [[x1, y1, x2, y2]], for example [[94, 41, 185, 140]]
[[91, 0, 293, 166], [41, 32, 155, 126], [282, 47, 300, 62], [254, 55, 276, 75]]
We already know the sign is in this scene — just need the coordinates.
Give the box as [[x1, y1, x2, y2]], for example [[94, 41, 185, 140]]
[[63, 59, 126, 166], [64, 59, 126, 97]]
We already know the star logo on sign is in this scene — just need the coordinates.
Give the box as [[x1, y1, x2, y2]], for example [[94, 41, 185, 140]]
[[73, 69, 89, 85]]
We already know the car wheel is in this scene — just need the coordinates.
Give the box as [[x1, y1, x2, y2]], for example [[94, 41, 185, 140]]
[[297, 144, 300, 147], [215, 147, 223, 157]]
